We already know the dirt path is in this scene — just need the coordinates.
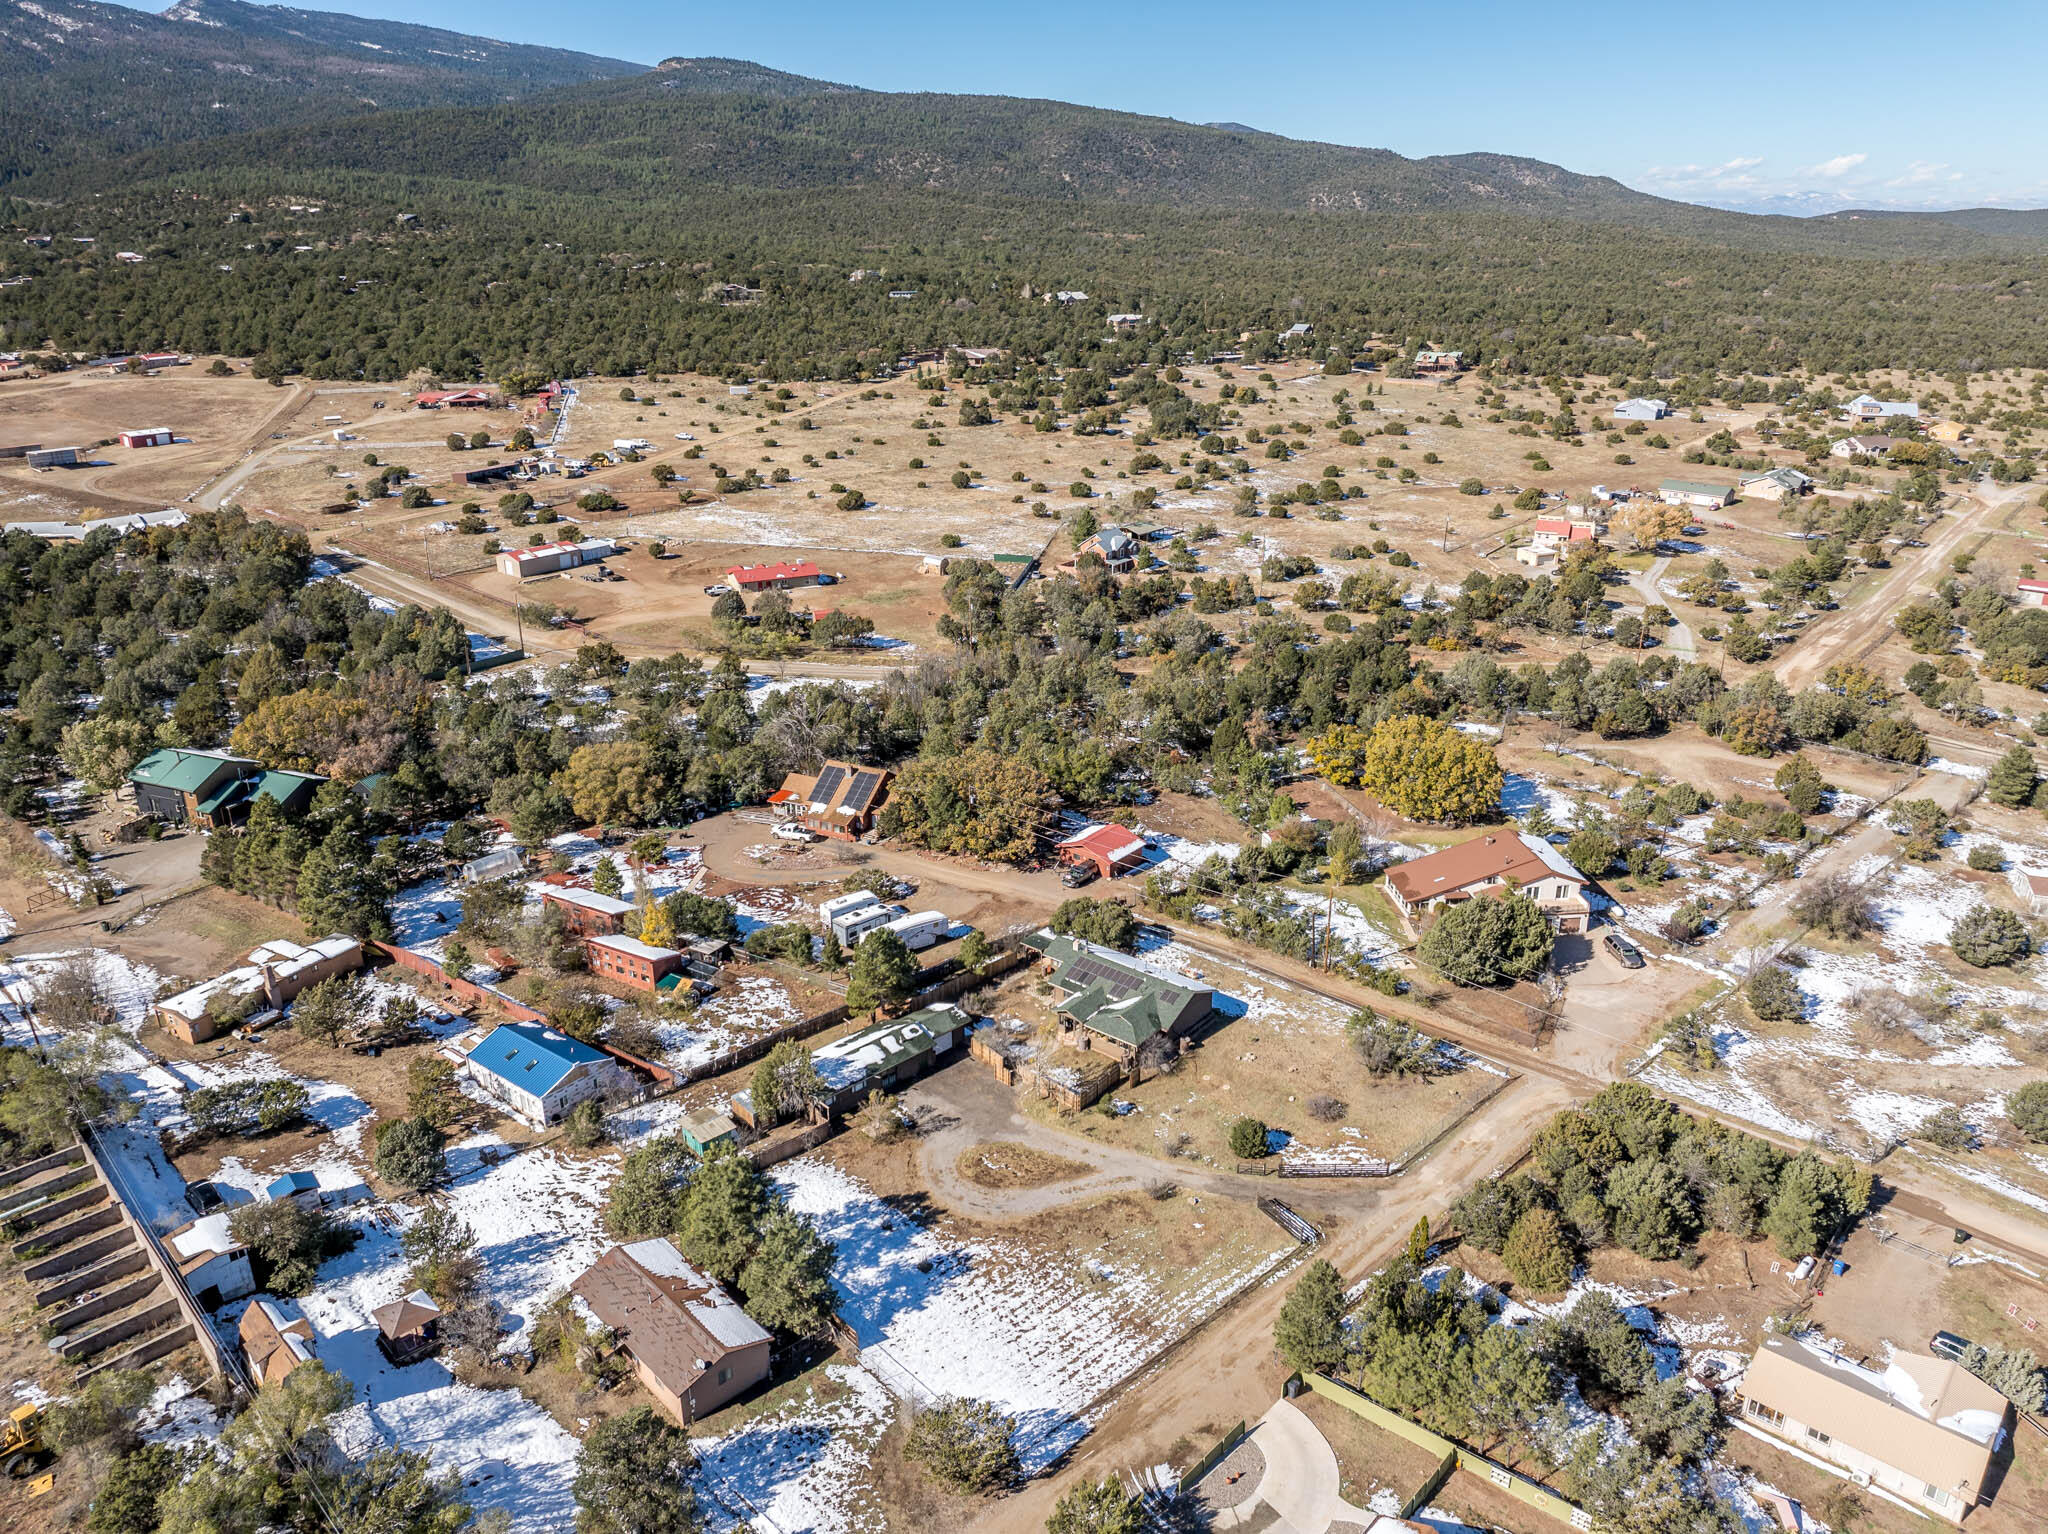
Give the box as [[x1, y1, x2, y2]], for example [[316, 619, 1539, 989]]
[[905, 1065, 1259, 1219], [1776, 481, 2027, 692], [1628, 554, 1694, 654]]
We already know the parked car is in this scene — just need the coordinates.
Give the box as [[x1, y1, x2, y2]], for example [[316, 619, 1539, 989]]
[[772, 823, 815, 845], [1930, 1330, 1972, 1362], [1603, 931, 1645, 969], [703, 583, 729, 596], [1059, 861, 1099, 889]]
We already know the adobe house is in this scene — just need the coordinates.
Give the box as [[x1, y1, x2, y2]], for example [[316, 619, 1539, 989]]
[[584, 933, 683, 992], [541, 886, 638, 937]]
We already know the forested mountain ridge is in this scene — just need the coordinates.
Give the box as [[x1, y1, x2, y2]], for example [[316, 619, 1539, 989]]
[[6, 14, 2048, 379], [0, 0, 645, 181], [46, 66, 1674, 223]]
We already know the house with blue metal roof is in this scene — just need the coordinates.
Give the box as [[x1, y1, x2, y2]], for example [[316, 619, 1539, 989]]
[[459, 1022, 629, 1129]]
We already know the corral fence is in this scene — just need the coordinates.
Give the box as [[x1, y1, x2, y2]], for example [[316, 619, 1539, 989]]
[[1257, 1197, 1321, 1245]]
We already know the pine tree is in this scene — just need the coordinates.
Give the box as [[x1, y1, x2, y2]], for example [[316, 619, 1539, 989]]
[[739, 1204, 838, 1336], [1988, 745, 2039, 809], [1273, 1258, 1348, 1374]]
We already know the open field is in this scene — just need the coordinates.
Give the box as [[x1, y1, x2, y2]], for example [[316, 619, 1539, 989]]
[[687, 1126, 1299, 1531], [0, 364, 300, 515], [4, 361, 1961, 687]]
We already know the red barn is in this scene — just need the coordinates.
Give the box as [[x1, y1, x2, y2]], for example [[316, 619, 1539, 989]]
[[118, 427, 174, 448], [415, 389, 495, 409]]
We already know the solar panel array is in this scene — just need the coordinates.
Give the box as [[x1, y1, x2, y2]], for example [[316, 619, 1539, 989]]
[[844, 769, 885, 813], [810, 763, 847, 806], [1062, 950, 1151, 1000]]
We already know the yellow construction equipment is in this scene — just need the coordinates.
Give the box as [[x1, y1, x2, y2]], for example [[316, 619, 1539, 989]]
[[1, 1403, 49, 1478]]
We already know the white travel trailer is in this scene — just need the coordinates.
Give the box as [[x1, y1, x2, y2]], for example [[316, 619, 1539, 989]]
[[881, 910, 949, 951], [833, 903, 900, 947]]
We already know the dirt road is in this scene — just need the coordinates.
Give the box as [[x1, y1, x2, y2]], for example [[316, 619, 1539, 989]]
[[1627, 555, 1694, 654], [971, 1072, 1576, 1534], [1776, 481, 2029, 692]]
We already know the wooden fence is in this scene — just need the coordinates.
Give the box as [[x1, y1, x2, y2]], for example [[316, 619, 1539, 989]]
[[1298, 1372, 1592, 1531]]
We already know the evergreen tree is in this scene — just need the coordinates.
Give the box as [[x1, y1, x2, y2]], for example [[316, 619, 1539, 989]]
[[572, 1408, 702, 1534], [844, 928, 918, 1013], [1273, 1258, 1348, 1374], [675, 1143, 767, 1285], [1988, 745, 2039, 809], [739, 1204, 838, 1336]]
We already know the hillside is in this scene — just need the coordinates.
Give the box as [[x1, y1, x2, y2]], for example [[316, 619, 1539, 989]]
[[0, 0, 645, 181], [52, 67, 1676, 223]]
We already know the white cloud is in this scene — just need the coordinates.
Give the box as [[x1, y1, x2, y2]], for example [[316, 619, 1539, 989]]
[[1631, 149, 2039, 216], [1885, 160, 1948, 187]]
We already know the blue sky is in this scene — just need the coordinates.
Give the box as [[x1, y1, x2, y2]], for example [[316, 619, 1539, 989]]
[[136, 0, 2048, 213]]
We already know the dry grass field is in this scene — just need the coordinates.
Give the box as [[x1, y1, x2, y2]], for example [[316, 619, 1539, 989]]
[[3, 358, 2011, 691]]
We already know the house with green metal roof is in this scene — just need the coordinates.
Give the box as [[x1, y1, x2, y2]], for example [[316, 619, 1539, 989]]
[[1034, 933, 1214, 1065], [129, 748, 259, 827]]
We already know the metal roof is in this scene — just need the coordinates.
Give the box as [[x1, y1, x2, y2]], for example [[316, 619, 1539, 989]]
[[129, 747, 254, 794], [464, 1022, 608, 1098]]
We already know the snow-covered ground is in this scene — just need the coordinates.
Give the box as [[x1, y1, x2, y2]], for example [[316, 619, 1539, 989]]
[[0, 941, 606, 1529], [768, 1158, 1292, 1468]]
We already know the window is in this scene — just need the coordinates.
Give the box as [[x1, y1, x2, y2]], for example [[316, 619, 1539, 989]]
[[716, 1366, 732, 1385], [1806, 1427, 1830, 1445], [1923, 1485, 1949, 1508], [1746, 1399, 1784, 1427]]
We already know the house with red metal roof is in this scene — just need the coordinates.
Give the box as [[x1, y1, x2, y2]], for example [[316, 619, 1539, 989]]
[[727, 560, 827, 591], [1057, 822, 1150, 880]]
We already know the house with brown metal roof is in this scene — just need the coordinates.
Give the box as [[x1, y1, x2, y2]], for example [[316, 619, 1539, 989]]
[[1735, 1335, 2008, 1525], [769, 761, 893, 840], [1382, 832, 1591, 934], [571, 1238, 773, 1423]]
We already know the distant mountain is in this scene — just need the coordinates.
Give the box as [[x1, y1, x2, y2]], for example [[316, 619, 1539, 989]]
[[72, 67, 1684, 224], [646, 55, 854, 96], [1204, 121, 1260, 134], [1819, 206, 2048, 239], [0, 0, 645, 181]]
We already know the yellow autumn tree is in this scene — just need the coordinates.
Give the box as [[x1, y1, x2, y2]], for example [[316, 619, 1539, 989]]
[[1358, 715, 1503, 825], [1305, 724, 1372, 788], [636, 889, 678, 949]]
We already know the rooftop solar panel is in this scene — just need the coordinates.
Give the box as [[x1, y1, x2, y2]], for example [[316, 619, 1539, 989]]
[[810, 764, 847, 806], [844, 769, 884, 813]]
